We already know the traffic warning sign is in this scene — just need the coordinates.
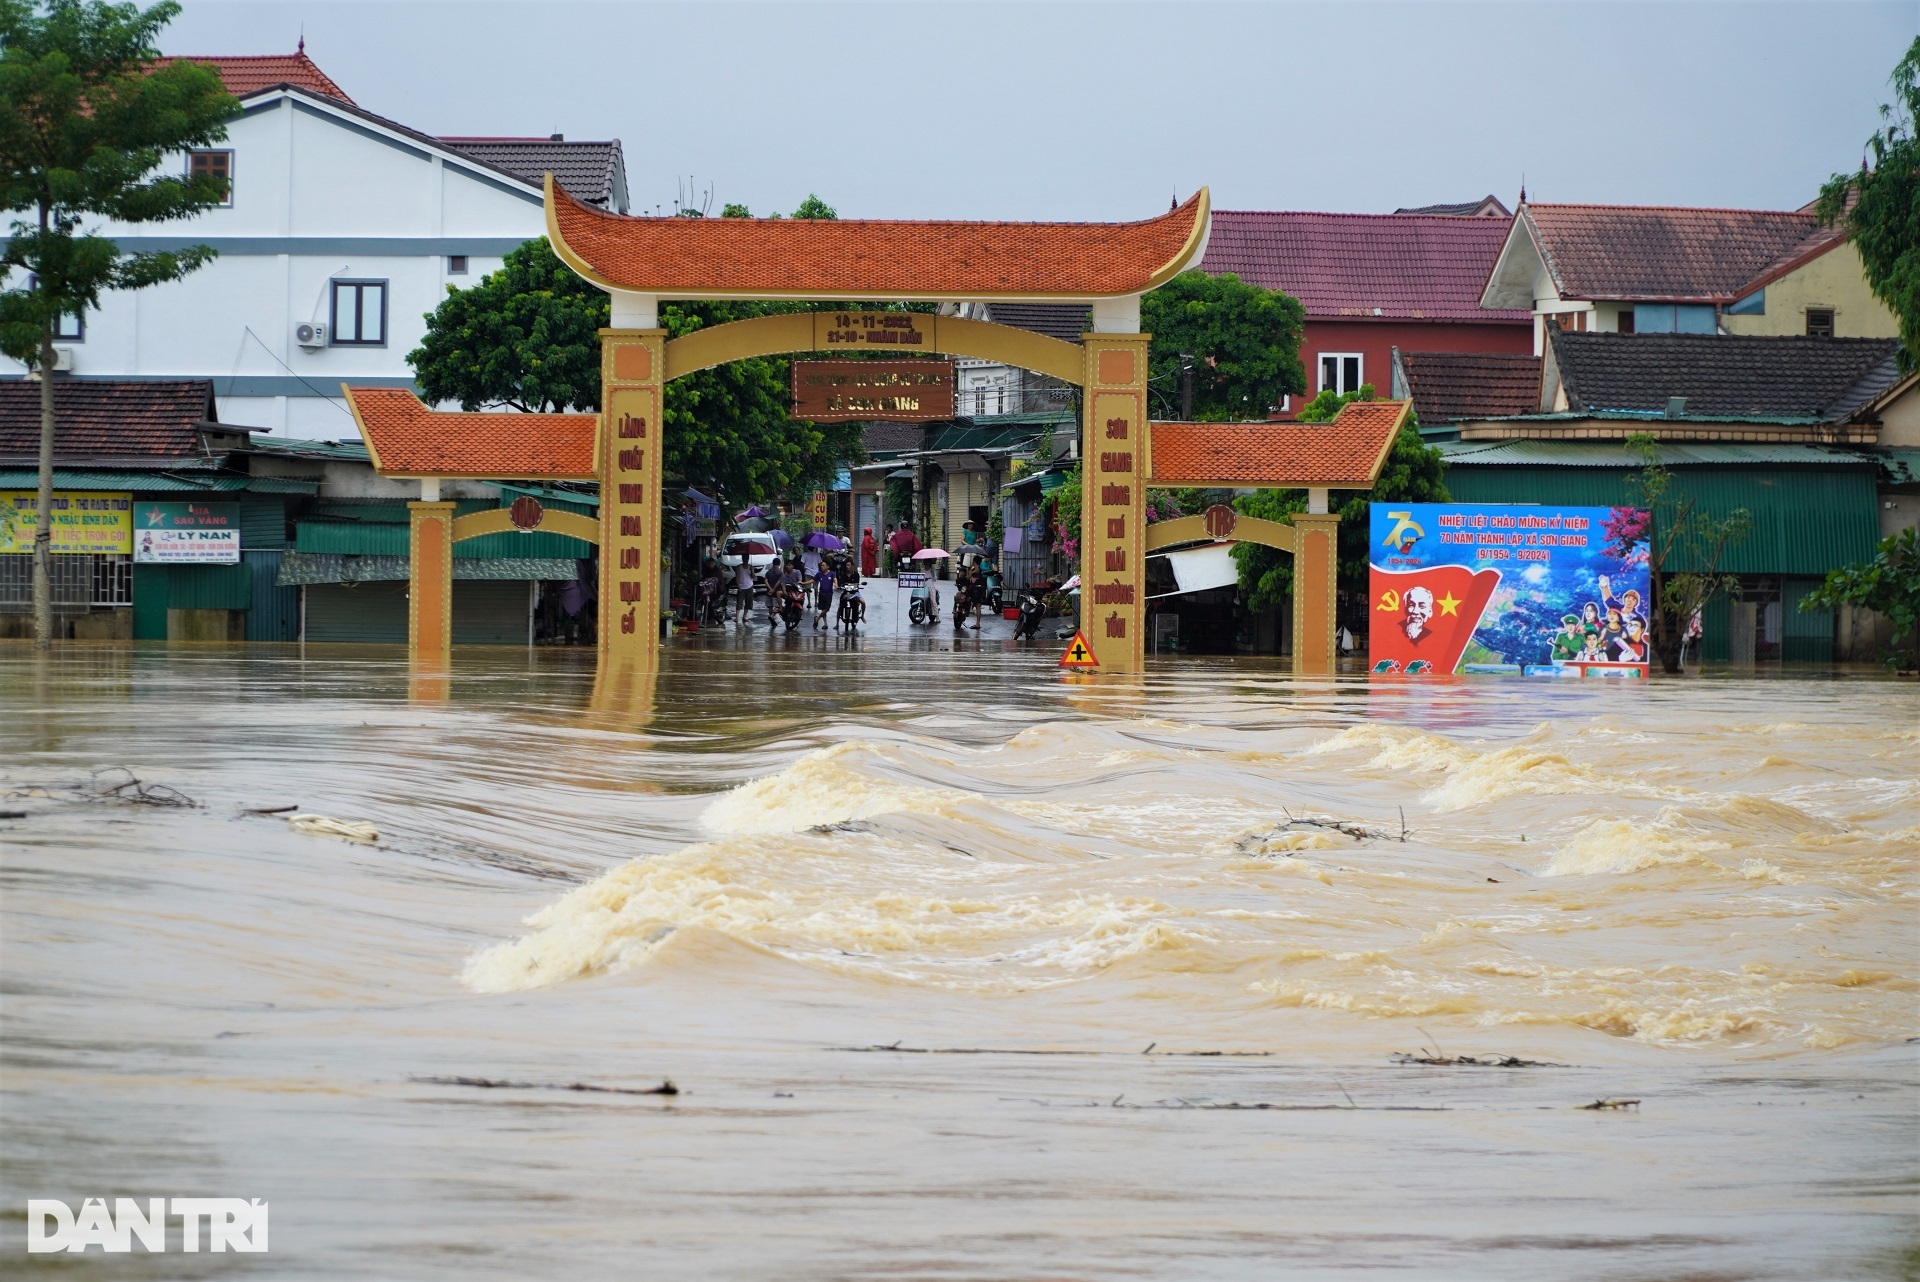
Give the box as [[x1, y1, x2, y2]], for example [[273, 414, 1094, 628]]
[[1059, 630, 1100, 669]]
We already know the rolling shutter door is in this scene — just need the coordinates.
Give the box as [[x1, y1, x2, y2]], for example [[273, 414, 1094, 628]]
[[452, 579, 530, 645], [303, 582, 407, 643]]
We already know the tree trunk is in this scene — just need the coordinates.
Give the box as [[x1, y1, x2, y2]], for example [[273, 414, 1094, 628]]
[[32, 324, 55, 650], [1653, 620, 1685, 675]]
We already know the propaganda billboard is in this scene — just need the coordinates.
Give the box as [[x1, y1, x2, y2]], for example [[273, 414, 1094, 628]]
[[1368, 503, 1652, 677]]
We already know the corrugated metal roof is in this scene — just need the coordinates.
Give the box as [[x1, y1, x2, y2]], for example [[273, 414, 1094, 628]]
[[1871, 449, 1920, 484], [0, 468, 313, 492], [245, 437, 372, 462], [1436, 440, 1873, 467]]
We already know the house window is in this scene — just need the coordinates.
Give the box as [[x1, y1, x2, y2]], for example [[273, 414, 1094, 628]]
[[187, 150, 233, 206], [1319, 353, 1363, 396], [330, 280, 388, 346], [1616, 308, 1635, 334], [1806, 308, 1835, 338], [1632, 303, 1716, 335], [25, 277, 84, 340], [1546, 310, 1588, 333], [447, 255, 468, 275]]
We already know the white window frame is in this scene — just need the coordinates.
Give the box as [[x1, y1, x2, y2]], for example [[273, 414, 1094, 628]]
[[1318, 352, 1364, 396], [329, 279, 389, 347]]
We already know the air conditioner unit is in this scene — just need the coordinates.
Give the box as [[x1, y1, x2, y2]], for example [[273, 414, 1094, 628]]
[[50, 347, 75, 372], [294, 321, 327, 349]]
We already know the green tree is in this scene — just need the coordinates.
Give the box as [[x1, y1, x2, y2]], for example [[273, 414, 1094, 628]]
[[408, 237, 865, 504], [1817, 35, 1920, 368], [1230, 385, 1449, 614], [0, 0, 236, 647], [1800, 527, 1920, 672], [1614, 432, 1751, 675], [790, 193, 836, 220], [1140, 269, 1305, 421]]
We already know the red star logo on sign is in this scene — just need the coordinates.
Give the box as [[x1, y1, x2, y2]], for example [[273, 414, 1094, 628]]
[[1059, 630, 1100, 669]]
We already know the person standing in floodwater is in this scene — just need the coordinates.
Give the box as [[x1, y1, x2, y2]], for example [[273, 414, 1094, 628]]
[[762, 557, 786, 626], [861, 527, 879, 579], [813, 558, 837, 630]]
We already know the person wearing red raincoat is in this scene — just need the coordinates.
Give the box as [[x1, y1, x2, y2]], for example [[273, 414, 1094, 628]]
[[861, 527, 879, 578]]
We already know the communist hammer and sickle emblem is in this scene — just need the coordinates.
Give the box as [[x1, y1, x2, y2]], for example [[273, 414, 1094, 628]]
[[1377, 589, 1401, 612], [1381, 511, 1425, 548]]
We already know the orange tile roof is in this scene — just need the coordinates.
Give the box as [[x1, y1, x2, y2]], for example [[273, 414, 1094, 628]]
[[546, 176, 1211, 301], [1148, 399, 1408, 488], [343, 388, 597, 480], [186, 52, 354, 104]]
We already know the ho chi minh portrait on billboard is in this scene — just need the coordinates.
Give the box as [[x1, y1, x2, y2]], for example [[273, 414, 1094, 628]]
[[1368, 503, 1653, 678]]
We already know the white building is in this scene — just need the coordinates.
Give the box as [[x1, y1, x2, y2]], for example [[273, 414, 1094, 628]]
[[4, 51, 627, 440]]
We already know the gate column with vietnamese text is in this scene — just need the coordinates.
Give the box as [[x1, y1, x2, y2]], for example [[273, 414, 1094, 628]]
[[407, 500, 454, 660], [1080, 332, 1149, 672], [1291, 510, 1339, 675], [599, 328, 668, 672]]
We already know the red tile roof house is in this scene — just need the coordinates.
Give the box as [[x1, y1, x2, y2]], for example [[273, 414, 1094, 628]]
[[1479, 201, 1899, 351], [1198, 204, 1533, 419]]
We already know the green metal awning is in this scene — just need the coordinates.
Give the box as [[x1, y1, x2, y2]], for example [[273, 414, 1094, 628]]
[[277, 553, 579, 586]]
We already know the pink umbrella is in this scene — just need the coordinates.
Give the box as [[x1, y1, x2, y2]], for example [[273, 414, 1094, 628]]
[[911, 548, 950, 560]]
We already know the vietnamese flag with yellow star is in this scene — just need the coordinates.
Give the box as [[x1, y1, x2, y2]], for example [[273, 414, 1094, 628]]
[[1367, 565, 1501, 674]]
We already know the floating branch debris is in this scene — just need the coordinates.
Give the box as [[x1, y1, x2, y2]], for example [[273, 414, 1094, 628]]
[[837, 1043, 1272, 1057], [1577, 1098, 1641, 1111], [2, 767, 197, 809], [1391, 1052, 1570, 1068], [1235, 806, 1408, 854], [409, 1075, 678, 1096]]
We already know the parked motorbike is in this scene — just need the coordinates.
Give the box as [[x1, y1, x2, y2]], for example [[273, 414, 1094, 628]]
[[1013, 590, 1047, 641]]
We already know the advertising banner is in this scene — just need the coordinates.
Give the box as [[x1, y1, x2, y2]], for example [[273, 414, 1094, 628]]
[[0, 491, 133, 554], [134, 501, 241, 564], [1368, 503, 1652, 677]]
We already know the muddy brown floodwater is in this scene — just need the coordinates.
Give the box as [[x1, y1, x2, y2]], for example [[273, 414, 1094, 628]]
[[1, 639, 1916, 1280]]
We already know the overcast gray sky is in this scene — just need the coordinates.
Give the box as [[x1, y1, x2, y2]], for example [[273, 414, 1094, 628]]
[[166, 1, 1916, 221]]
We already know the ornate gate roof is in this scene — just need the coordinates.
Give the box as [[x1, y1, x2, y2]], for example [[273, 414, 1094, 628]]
[[545, 178, 1211, 302]]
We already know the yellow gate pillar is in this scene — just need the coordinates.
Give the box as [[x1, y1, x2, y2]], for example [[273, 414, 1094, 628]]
[[408, 500, 455, 659], [598, 328, 668, 672], [1291, 509, 1339, 674], [1080, 331, 1150, 672]]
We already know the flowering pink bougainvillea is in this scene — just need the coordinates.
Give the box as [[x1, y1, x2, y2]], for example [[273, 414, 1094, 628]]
[[1604, 506, 1652, 561]]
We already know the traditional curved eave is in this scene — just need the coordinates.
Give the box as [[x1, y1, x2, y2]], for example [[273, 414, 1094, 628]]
[[343, 386, 599, 480], [545, 176, 1211, 302], [1147, 400, 1410, 489]]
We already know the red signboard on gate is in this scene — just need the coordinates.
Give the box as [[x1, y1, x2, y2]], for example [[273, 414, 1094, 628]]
[[792, 360, 954, 422]]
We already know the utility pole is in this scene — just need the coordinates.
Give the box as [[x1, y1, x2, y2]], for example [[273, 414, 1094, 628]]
[[1179, 353, 1194, 421]]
